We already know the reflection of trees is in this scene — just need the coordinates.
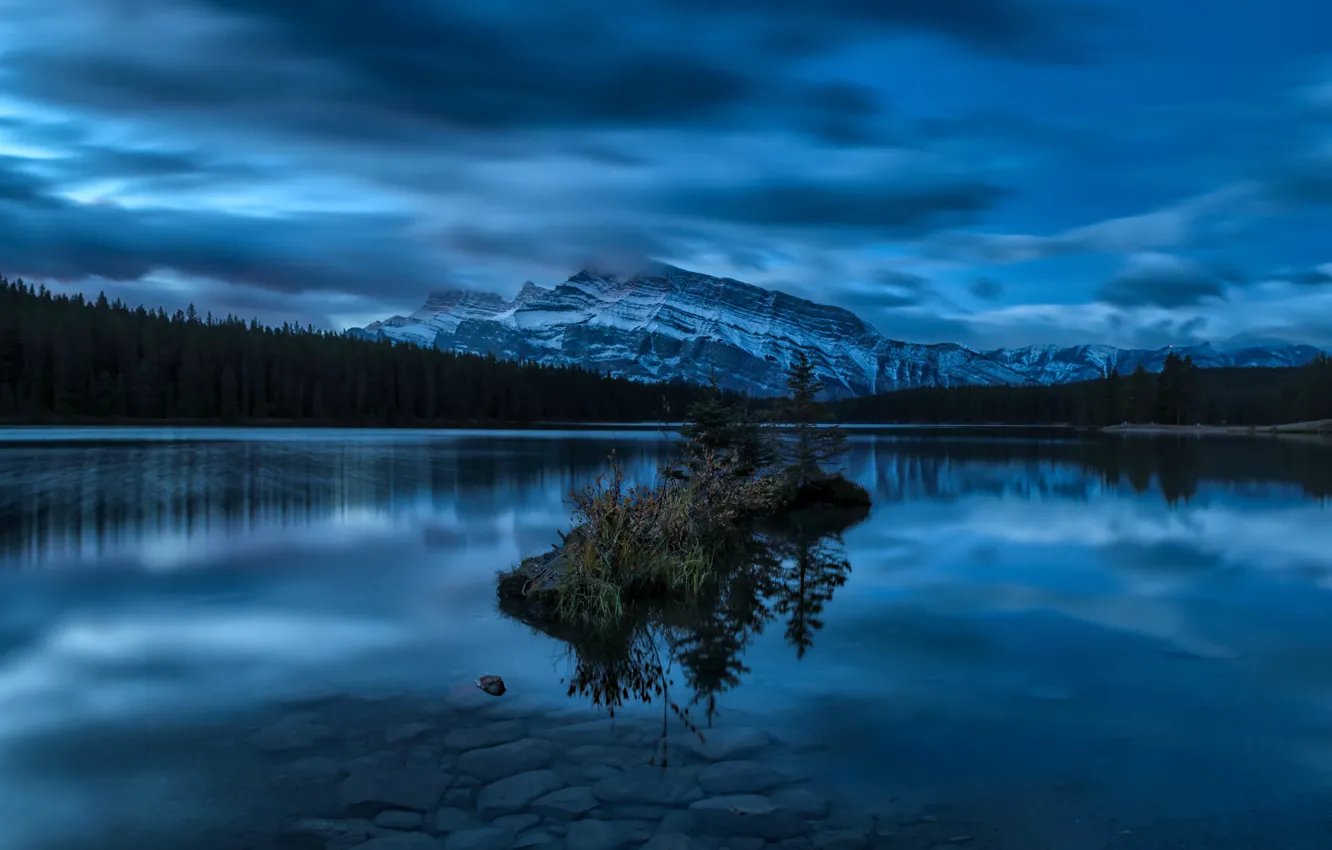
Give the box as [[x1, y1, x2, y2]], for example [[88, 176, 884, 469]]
[[765, 516, 855, 659], [0, 436, 662, 564], [848, 434, 1332, 506], [499, 508, 867, 762]]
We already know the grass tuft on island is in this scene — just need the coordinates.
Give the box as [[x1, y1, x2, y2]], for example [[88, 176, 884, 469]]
[[497, 351, 872, 625]]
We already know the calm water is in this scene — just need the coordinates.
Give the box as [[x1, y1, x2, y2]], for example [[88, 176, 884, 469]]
[[2, 427, 1331, 850]]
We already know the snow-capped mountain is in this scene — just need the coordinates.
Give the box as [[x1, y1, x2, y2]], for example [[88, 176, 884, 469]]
[[349, 264, 1325, 399]]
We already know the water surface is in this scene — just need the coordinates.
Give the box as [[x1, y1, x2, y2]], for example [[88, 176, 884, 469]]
[[2, 427, 1331, 849]]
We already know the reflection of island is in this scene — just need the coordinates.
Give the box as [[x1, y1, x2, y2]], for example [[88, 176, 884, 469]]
[[498, 507, 866, 763]]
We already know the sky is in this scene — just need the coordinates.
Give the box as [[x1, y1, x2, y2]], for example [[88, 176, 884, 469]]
[[0, 0, 1330, 350]]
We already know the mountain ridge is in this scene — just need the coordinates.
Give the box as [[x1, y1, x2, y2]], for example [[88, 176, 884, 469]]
[[351, 264, 1325, 398]]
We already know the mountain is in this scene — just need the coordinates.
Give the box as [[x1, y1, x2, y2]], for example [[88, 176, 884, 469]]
[[348, 264, 1325, 399]]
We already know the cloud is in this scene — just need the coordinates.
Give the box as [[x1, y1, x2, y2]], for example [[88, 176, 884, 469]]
[[662, 177, 1007, 232], [969, 276, 1004, 300], [1096, 253, 1236, 309], [925, 184, 1257, 265], [0, 157, 56, 205], [837, 269, 940, 309], [1, 0, 893, 145], [1277, 265, 1332, 286], [0, 162, 451, 298], [673, 0, 1118, 64]]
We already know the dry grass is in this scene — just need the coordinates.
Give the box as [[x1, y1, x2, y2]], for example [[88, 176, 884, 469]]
[[553, 451, 784, 624]]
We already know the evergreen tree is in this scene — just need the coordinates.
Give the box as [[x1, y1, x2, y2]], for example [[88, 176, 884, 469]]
[[673, 371, 775, 481], [1178, 355, 1200, 424], [779, 349, 849, 487], [1126, 365, 1153, 423], [1154, 351, 1184, 424], [1098, 366, 1124, 425]]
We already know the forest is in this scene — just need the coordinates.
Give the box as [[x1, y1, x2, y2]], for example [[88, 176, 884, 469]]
[[830, 353, 1332, 427], [3, 274, 1328, 428], [0, 276, 735, 425]]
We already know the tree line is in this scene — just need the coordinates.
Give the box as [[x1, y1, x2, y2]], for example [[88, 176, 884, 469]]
[[831, 352, 1332, 427], [0, 276, 739, 425], [4, 274, 1328, 428]]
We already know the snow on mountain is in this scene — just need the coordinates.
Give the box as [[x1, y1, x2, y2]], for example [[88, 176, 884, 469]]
[[348, 264, 1326, 398]]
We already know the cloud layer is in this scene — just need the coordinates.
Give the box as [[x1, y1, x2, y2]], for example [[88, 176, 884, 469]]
[[0, 0, 1329, 346]]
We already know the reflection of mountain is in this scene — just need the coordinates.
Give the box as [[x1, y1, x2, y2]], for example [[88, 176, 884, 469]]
[[499, 509, 865, 757], [845, 435, 1332, 505], [0, 436, 663, 566]]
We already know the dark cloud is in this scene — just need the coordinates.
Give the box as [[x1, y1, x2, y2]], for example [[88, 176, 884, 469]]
[[0, 158, 57, 206], [663, 178, 1006, 232], [1126, 315, 1210, 349], [969, 276, 1004, 300], [0, 164, 450, 298], [439, 222, 684, 276], [3, 0, 895, 148], [854, 270, 937, 308], [1258, 151, 1332, 208], [1097, 255, 1236, 309], [2, 0, 1112, 160], [1275, 267, 1332, 286], [674, 0, 1117, 64], [873, 309, 983, 345]]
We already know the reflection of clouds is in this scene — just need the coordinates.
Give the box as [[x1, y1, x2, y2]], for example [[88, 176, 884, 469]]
[[838, 494, 1332, 658], [0, 610, 405, 741], [858, 495, 1332, 584]]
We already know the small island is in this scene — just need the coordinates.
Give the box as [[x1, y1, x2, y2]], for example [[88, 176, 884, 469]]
[[498, 351, 872, 623]]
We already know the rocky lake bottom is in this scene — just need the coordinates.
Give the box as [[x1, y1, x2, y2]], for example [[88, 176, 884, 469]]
[[197, 686, 986, 850]]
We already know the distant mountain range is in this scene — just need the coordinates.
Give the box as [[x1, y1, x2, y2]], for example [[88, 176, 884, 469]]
[[347, 264, 1326, 399]]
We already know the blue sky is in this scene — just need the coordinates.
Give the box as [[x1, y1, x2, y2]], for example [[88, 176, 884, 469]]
[[0, 0, 1330, 349]]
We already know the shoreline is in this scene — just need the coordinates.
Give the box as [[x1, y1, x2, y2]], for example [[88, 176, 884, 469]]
[[1101, 420, 1332, 438]]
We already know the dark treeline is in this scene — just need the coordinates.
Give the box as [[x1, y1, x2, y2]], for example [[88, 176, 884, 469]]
[[831, 352, 1332, 427], [0, 276, 738, 425]]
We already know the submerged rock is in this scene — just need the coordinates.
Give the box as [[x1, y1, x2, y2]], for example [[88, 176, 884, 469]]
[[339, 762, 450, 816], [457, 737, 557, 783], [475, 769, 566, 817]]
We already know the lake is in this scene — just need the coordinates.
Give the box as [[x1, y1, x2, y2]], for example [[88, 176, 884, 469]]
[[1, 427, 1331, 850]]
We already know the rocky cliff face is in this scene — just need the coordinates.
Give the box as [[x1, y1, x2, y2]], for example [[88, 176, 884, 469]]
[[350, 264, 1324, 398]]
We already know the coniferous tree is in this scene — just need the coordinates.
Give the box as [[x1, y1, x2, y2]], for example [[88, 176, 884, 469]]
[[1178, 355, 1200, 424], [1126, 365, 1154, 423], [1098, 366, 1124, 425], [1154, 351, 1184, 424], [779, 349, 849, 487], [673, 371, 775, 481]]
